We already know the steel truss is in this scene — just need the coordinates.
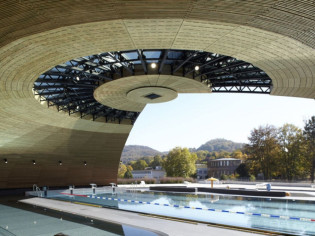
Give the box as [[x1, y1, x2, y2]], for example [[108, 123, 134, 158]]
[[34, 49, 272, 123]]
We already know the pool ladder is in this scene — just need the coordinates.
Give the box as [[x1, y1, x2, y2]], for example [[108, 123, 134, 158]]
[[33, 184, 43, 197]]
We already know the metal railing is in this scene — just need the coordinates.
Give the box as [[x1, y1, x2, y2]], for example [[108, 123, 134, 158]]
[[32, 184, 42, 197]]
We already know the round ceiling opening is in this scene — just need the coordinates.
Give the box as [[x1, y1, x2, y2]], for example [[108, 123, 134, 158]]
[[33, 49, 272, 123]]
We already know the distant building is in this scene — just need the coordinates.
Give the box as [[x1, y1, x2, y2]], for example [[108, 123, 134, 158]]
[[208, 158, 241, 178], [196, 164, 208, 179], [155, 166, 163, 170], [131, 168, 166, 180]]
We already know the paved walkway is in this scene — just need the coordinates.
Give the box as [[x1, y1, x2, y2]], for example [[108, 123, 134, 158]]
[[20, 198, 262, 236]]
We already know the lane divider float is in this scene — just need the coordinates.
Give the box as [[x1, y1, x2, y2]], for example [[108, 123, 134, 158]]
[[61, 193, 315, 222]]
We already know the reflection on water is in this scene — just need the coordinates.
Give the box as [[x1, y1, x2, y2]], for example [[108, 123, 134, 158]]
[[56, 191, 315, 236], [0, 196, 161, 236]]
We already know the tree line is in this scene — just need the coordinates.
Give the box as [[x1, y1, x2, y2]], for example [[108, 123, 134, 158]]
[[118, 116, 315, 182], [243, 117, 315, 182]]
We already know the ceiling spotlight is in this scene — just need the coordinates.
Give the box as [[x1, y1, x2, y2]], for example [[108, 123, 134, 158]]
[[151, 63, 157, 69], [59, 161, 62, 166], [4, 158, 7, 164], [194, 65, 200, 71], [75, 76, 80, 81], [32, 160, 36, 165], [84, 161, 87, 166]]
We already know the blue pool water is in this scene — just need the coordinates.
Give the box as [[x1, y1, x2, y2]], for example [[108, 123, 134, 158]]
[[0, 196, 162, 236], [54, 190, 315, 235]]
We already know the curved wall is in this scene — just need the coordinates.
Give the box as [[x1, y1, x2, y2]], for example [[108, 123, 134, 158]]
[[0, 1, 314, 188]]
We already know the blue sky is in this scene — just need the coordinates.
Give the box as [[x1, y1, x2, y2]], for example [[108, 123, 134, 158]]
[[126, 93, 315, 152]]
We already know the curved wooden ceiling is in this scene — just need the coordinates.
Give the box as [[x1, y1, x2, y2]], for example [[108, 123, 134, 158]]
[[0, 0, 314, 188]]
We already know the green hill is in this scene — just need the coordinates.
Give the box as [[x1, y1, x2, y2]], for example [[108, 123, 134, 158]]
[[197, 138, 244, 152], [121, 145, 163, 163], [121, 139, 245, 163]]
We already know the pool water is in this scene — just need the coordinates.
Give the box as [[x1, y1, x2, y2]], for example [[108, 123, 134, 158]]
[[54, 191, 315, 235], [0, 196, 161, 236]]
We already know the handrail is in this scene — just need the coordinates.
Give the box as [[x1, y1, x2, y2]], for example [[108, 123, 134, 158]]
[[32, 184, 37, 191], [33, 184, 42, 197]]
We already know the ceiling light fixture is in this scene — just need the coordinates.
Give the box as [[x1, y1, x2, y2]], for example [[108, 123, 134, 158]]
[[75, 76, 80, 81], [32, 160, 36, 165], [151, 63, 157, 69], [194, 65, 200, 71], [4, 158, 7, 164], [84, 161, 87, 166], [59, 161, 62, 166]]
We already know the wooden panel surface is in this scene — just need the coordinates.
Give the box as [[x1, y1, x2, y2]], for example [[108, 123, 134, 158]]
[[0, 0, 314, 189], [0, 126, 128, 188]]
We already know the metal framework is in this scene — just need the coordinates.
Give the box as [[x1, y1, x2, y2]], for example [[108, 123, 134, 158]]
[[34, 49, 272, 123]]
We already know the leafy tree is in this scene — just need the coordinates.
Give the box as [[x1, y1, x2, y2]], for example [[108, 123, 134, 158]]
[[142, 156, 154, 165], [124, 169, 133, 179], [231, 150, 247, 161], [195, 150, 209, 162], [244, 125, 280, 180], [131, 159, 148, 170], [217, 151, 231, 159], [304, 116, 315, 182], [163, 147, 197, 177], [150, 155, 163, 169], [117, 163, 127, 178], [127, 165, 133, 171], [129, 160, 136, 166], [278, 124, 306, 180], [236, 163, 249, 177]]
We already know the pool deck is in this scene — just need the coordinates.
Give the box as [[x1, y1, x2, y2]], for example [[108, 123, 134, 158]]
[[20, 197, 262, 236]]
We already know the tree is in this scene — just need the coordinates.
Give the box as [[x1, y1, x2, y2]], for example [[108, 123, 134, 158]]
[[236, 163, 249, 178], [142, 156, 154, 165], [244, 125, 280, 180], [304, 116, 315, 182], [195, 150, 209, 162], [278, 124, 306, 180], [231, 150, 247, 161], [150, 155, 163, 169], [163, 147, 197, 177], [217, 151, 231, 159], [131, 159, 148, 170], [124, 169, 133, 178], [117, 163, 127, 178]]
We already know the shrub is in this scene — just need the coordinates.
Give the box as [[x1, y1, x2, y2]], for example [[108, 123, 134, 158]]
[[160, 177, 182, 183], [143, 178, 156, 184], [117, 178, 156, 185], [220, 174, 228, 180], [124, 169, 133, 179], [184, 177, 196, 183], [228, 174, 236, 180], [249, 175, 256, 181], [159, 177, 196, 184], [229, 174, 239, 180]]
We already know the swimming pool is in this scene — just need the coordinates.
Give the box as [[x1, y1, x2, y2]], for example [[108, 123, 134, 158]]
[[0, 196, 163, 236], [53, 190, 315, 235]]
